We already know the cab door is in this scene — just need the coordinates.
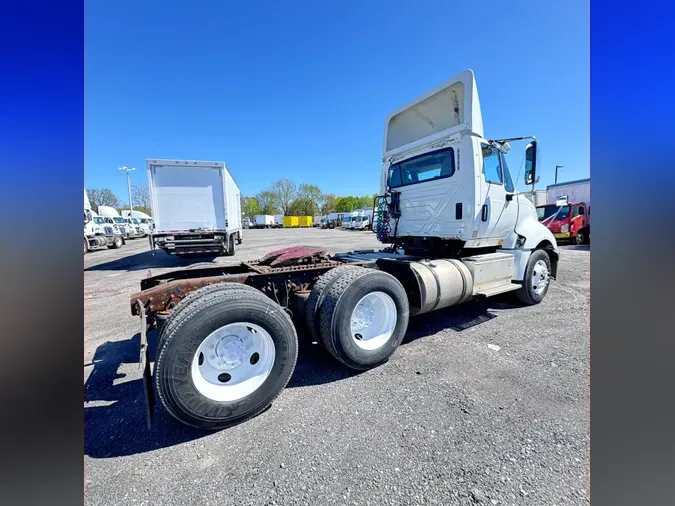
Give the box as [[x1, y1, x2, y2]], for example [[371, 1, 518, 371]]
[[472, 142, 519, 244]]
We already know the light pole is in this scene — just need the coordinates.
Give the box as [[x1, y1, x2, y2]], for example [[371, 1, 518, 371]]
[[119, 166, 135, 214], [555, 165, 564, 184]]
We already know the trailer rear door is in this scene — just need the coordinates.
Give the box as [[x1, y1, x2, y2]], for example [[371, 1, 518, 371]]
[[149, 162, 226, 232]]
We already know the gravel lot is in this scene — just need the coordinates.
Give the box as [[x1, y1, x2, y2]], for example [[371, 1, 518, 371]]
[[84, 228, 589, 506]]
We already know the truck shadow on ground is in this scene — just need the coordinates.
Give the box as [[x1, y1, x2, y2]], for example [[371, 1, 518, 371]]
[[85, 250, 220, 272], [84, 298, 514, 458]]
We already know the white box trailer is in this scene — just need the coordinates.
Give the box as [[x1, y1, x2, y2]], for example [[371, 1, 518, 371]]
[[254, 215, 275, 228], [523, 190, 547, 207], [146, 159, 243, 257], [274, 214, 284, 228], [546, 178, 590, 206]]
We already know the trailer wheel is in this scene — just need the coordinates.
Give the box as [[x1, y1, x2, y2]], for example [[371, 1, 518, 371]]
[[108, 235, 123, 249], [318, 268, 409, 370], [236, 232, 242, 245], [155, 288, 298, 430], [224, 235, 236, 256], [157, 282, 265, 350], [515, 249, 552, 305], [305, 265, 360, 343]]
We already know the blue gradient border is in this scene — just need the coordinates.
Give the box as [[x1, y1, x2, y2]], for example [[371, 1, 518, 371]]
[[591, 1, 675, 505], [0, 1, 84, 505]]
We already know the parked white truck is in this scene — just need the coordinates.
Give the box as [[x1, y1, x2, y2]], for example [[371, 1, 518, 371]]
[[130, 70, 559, 430], [254, 215, 275, 229], [98, 206, 131, 239], [147, 159, 243, 257], [274, 214, 284, 228], [352, 209, 374, 230], [122, 210, 152, 236], [84, 190, 124, 253]]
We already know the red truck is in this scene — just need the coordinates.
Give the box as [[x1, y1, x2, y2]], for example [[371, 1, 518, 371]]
[[536, 178, 590, 245]]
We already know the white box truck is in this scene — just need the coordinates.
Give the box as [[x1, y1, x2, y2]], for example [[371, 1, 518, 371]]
[[274, 214, 284, 228], [254, 215, 275, 229], [146, 159, 243, 257]]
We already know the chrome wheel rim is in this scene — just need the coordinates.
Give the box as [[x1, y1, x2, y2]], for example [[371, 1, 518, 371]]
[[531, 260, 550, 296], [350, 291, 397, 351], [190, 322, 275, 402]]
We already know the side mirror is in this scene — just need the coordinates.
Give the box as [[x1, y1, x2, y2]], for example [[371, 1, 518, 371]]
[[524, 141, 539, 186]]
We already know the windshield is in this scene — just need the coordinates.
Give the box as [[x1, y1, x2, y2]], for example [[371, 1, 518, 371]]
[[93, 217, 105, 224], [354, 216, 362, 222], [113, 217, 125, 223], [131, 218, 140, 224], [343, 217, 352, 223], [140, 219, 149, 224], [388, 147, 455, 189], [537, 205, 570, 221]]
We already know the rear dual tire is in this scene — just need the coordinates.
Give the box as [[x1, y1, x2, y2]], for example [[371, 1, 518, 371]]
[[307, 267, 409, 370]]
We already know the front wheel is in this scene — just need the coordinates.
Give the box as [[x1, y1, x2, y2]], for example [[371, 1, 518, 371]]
[[84, 238, 88, 255], [155, 289, 298, 429], [515, 249, 552, 305]]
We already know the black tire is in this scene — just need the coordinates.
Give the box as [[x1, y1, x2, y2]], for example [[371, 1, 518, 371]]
[[224, 234, 236, 256], [575, 229, 587, 245], [156, 283, 265, 350], [108, 235, 123, 249], [236, 232, 242, 245], [317, 268, 409, 370], [84, 238, 88, 255], [185, 261, 218, 269], [155, 288, 298, 429], [305, 265, 360, 343], [515, 249, 552, 305]]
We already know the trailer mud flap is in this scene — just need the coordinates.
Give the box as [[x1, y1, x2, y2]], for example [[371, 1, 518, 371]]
[[138, 304, 155, 429]]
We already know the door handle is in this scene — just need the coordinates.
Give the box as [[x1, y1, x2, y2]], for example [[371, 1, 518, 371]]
[[481, 204, 488, 222]]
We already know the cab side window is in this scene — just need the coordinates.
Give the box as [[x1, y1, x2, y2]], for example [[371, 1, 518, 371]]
[[482, 145, 503, 185]]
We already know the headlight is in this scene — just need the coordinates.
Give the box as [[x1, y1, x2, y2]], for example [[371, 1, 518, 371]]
[[561, 224, 569, 233]]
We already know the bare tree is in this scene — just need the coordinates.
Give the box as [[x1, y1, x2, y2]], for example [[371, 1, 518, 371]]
[[132, 184, 151, 208], [86, 188, 120, 211], [270, 178, 297, 215]]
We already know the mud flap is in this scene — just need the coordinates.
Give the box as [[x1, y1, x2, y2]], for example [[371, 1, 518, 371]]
[[138, 304, 155, 429]]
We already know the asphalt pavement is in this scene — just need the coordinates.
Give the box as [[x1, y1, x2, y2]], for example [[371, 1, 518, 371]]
[[84, 228, 590, 506]]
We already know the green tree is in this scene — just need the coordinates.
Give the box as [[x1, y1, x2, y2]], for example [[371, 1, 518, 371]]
[[335, 196, 359, 212], [255, 190, 280, 215], [321, 194, 337, 214], [298, 184, 324, 208], [270, 178, 297, 215], [288, 197, 318, 216], [242, 196, 261, 219], [357, 195, 374, 209]]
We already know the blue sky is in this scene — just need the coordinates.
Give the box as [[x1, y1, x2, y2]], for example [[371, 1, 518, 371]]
[[85, 0, 589, 202]]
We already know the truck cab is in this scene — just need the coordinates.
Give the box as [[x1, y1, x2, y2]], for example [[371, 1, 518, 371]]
[[378, 69, 558, 280], [537, 200, 589, 245]]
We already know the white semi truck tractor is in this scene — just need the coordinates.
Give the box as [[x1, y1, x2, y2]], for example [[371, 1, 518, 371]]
[[129, 70, 559, 430], [84, 190, 124, 254]]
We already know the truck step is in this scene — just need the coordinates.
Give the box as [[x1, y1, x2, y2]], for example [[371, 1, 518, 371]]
[[475, 283, 521, 298]]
